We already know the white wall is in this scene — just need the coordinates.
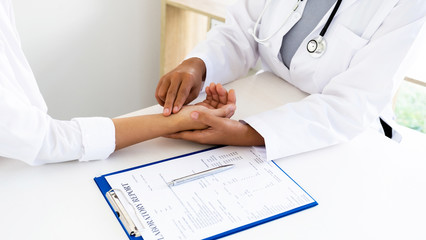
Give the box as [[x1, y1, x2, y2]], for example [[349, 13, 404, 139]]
[[12, 0, 161, 119]]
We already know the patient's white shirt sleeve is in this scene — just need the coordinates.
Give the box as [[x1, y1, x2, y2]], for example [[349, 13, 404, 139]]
[[0, 0, 116, 165]]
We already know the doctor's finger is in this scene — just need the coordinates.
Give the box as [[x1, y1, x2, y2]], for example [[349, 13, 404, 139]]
[[155, 78, 171, 106], [225, 101, 236, 118], [217, 104, 236, 118], [163, 80, 181, 116], [166, 130, 207, 142], [173, 83, 192, 113], [191, 110, 227, 129]]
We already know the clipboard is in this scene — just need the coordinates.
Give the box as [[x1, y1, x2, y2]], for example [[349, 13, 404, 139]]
[[94, 146, 318, 240]]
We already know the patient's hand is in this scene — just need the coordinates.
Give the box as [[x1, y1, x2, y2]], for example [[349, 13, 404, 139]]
[[196, 83, 236, 118]]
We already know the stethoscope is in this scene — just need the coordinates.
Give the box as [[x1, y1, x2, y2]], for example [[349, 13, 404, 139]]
[[249, 0, 342, 58]]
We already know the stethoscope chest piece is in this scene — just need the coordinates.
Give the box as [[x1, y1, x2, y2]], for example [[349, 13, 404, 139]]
[[306, 0, 342, 58], [307, 36, 326, 58]]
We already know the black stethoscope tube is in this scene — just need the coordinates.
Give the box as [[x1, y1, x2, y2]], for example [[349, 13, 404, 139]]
[[319, 0, 342, 37]]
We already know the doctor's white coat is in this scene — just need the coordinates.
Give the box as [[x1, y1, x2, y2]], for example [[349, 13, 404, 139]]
[[187, 0, 426, 161]]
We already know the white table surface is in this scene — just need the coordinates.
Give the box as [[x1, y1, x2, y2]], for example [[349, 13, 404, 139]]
[[1, 72, 425, 240]]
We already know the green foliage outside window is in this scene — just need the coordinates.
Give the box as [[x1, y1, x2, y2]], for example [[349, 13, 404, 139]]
[[394, 81, 426, 133]]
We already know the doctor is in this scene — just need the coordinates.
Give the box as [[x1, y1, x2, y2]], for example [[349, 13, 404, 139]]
[[156, 0, 426, 160]]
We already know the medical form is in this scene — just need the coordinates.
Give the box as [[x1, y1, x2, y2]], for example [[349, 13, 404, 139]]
[[97, 146, 317, 240]]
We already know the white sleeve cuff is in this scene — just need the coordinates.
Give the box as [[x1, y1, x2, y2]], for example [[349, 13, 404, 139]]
[[240, 117, 284, 162], [72, 117, 115, 162]]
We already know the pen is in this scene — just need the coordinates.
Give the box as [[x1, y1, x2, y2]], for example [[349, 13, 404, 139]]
[[167, 164, 234, 187]]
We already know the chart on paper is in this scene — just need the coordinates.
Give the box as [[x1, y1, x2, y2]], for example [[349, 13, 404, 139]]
[[105, 146, 316, 240]]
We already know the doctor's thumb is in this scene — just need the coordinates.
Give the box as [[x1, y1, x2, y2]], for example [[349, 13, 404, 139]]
[[190, 111, 220, 127], [190, 111, 200, 120]]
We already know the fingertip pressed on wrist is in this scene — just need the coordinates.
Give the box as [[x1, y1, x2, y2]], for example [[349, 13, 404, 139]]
[[163, 108, 170, 116], [173, 106, 180, 114]]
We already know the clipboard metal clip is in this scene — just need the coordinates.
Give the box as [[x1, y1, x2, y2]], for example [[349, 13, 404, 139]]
[[106, 189, 142, 237]]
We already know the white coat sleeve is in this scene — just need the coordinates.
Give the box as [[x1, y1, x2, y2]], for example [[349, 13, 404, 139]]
[[243, 0, 426, 160], [185, 0, 265, 90]]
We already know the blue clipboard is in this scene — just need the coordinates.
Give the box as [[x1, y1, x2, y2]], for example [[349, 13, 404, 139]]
[[94, 146, 318, 240]]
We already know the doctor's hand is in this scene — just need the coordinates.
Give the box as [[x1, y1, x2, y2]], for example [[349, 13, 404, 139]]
[[166, 111, 265, 146], [173, 103, 236, 131], [156, 57, 206, 116], [170, 83, 236, 132]]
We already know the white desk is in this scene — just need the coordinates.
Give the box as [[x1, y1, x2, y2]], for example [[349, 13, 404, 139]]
[[1, 72, 425, 240]]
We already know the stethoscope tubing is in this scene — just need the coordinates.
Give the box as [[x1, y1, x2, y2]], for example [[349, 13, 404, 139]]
[[249, 0, 303, 43], [319, 0, 342, 37]]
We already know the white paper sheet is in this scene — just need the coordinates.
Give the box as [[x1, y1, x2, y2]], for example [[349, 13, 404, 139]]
[[105, 146, 316, 240]]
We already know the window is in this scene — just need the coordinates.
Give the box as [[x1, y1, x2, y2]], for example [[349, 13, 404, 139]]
[[394, 25, 426, 134]]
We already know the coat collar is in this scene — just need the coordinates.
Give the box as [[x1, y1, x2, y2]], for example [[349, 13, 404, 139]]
[[266, 0, 308, 58]]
